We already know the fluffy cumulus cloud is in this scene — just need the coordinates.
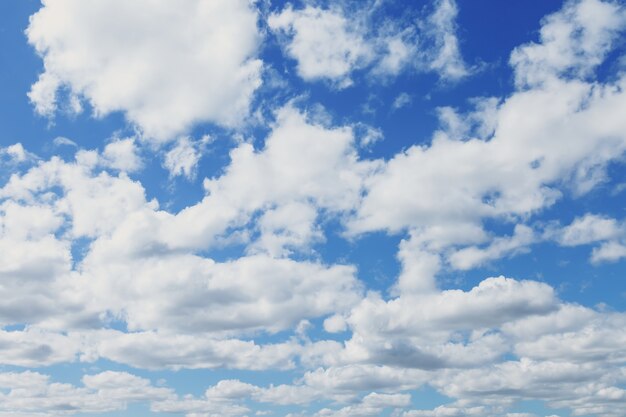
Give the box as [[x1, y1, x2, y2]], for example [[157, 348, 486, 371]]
[[2, 0, 626, 416], [510, 0, 626, 88], [343, 0, 626, 292], [27, 0, 263, 140], [269, 0, 470, 86], [268, 5, 374, 87], [423, 0, 470, 80], [162, 136, 209, 179], [549, 213, 626, 263], [0, 137, 364, 335], [0, 370, 173, 415]]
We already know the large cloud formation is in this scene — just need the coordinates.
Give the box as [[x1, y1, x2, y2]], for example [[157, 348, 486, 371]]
[[2, 0, 626, 416], [27, 0, 263, 140]]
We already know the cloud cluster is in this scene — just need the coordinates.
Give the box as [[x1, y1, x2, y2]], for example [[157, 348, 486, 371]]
[[27, 0, 263, 140], [555, 214, 626, 263], [269, 0, 471, 87], [0, 370, 173, 416], [3, 0, 626, 416]]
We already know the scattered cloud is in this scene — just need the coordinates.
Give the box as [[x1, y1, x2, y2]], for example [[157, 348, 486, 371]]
[[269, 0, 472, 86], [27, 0, 263, 141], [269, 5, 374, 88], [392, 93, 412, 111]]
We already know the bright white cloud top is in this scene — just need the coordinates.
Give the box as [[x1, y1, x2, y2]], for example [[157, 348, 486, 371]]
[[0, 0, 626, 416], [27, 0, 263, 140]]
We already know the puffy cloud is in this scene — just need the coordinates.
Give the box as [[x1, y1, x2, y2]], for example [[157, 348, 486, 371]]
[[448, 224, 536, 270], [313, 392, 411, 417], [325, 277, 556, 370], [403, 405, 487, 417], [269, 0, 471, 85], [556, 214, 623, 246], [0, 328, 80, 367], [299, 365, 427, 398], [27, 0, 263, 140], [550, 214, 626, 263], [591, 240, 626, 263], [248, 201, 323, 257], [344, 0, 626, 284], [0, 199, 71, 326], [510, 0, 626, 88], [350, 74, 626, 240], [510, 307, 626, 364], [142, 365, 421, 416], [269, 5, 374, 87], [162, 136, 210, 179], [80, 253, 362, 334], [0, 128, 366, 338], [430, 358, 626, 417], [392, 93, 412, 111], [141, 105, 377, 252], [100, 137, 142, 172], [92, 330, 299, 370], [423, 0, 469, 80], [351, 277, 556, 335], [0, 143, 36, 164], [152, 397, 251, 417], [2, 2, 626, 417], [0, 370, 172, 415], [388, 303, 626, 417]]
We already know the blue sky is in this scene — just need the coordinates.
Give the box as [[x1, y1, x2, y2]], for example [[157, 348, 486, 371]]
[[1, 0, 626, 416]]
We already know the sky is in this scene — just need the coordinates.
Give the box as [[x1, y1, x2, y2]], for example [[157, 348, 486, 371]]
[[0, 0, 626, 416]]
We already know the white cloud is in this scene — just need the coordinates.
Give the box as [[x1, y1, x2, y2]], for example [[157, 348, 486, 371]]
[[350, 73, 626, 240], [448, 224, 536, 270], [2, 2, 626, 416], [436, 97, 500, 140], [52, 136, 77, 147], [101, 137, 142, 172], [511, 308, 626, 364], [163, 136, 203, 179], [423, 0, 470, 80], [591, 240, 626, 263], [303, 277, 558, 373], [314, 392, 411, 417], [80, 253, 363, 335], [345, 0, 626, 282], [354, 123, 384, 148], [91, 330, 299, 371], [0, 201, 71, 326], [27, 0, 263, 141], [143, 105, 377, 252], [0, 143, 36, 164], [0, 370, 172, 416], [0, 111, 369, 340], [403, 405, 486, 417], [0, 328, 80, 367], [248, 201, 323, 257], [392, 93, 412, 111], [550, 214, 626, 263], [27, 72, 60, 117], [269, 0, 471, 85], [510, 0, 626, 88], [373, 32, 414, 77], [324, 314, 348, 333], [269, 5, 373, 87], [430, 358, 626, 417], [556, 214, 623, 246], [301, 364, 427, 396]]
